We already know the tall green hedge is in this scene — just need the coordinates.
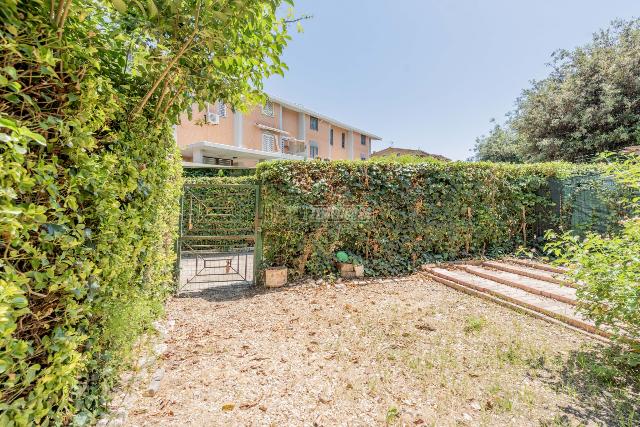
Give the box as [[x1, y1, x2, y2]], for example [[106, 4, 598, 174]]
[[256, 160, 598, 277], [1, 120, 182, 425], [1, 0, 292, 423]]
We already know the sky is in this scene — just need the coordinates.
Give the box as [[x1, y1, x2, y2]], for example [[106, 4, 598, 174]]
[[264, 0, 640, 160]]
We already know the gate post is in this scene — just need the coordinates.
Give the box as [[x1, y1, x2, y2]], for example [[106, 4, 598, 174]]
[[253, 184, 264, 285], [175, 192, 184, 289]]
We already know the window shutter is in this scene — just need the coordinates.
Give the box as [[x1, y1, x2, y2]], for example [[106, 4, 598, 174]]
[[217, 102, 227, 117], [262, 101, 274, 117], [262, 133, 276, 151]]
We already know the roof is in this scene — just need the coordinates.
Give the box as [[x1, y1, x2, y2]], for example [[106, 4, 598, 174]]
[[621, 145, 640, 155], [268, 94, 382, 140], [370, 147, 450, 161]]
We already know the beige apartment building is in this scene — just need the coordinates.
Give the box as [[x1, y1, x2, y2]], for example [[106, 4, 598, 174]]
[[176, 95, 382, 167]]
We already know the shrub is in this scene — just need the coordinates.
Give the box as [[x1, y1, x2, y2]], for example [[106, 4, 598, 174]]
[[256, 160, 595, 277], [183, 167, 256, 178], [545, 156, 640, 359]]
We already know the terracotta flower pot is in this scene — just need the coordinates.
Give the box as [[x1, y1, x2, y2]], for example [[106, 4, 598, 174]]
[[264, 267, 288, 288]]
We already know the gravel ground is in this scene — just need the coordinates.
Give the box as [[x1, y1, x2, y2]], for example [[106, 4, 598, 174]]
[[124, 276, 638, 427]]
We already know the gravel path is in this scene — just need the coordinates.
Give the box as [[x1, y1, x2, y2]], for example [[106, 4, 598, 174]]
[[125, 276, 638, 426]]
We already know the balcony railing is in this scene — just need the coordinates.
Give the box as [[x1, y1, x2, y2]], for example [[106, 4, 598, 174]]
[[282, 138, 307, 158]]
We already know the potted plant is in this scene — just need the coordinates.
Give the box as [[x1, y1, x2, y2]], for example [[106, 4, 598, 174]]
[[335, 251, 365, 278]]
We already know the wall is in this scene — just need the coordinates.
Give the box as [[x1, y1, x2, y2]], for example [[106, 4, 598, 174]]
[[175, 103, 234, 148], [243, 102, 280, 151], [329, 125, 351, 160], [354, 132, 371, 160], [281, 106, 299, 138]]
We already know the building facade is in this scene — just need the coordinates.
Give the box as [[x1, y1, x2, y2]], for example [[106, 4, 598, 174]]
[[176, 95, 382, 167]]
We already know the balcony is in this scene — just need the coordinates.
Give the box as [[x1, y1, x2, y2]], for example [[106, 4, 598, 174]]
[[281, 137, 307, 158], [181, 140, 307, 168]]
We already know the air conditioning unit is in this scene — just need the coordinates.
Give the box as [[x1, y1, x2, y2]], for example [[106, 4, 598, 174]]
[[206, 113, 220, 125]]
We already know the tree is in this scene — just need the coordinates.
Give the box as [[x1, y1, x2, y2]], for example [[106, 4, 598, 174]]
[[475, 19, 640, 163], [472, 120, 525, 163]]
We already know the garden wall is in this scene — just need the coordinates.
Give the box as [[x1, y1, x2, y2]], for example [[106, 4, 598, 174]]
[[256, 160, 606, 278]]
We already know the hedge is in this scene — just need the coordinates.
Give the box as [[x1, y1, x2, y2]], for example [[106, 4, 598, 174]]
[[0, 118, 182, 425], [183, 167, 256, 178], [1, 0, 294, 423], [0, 5, 181, 426], [256, 160, 605, 277]]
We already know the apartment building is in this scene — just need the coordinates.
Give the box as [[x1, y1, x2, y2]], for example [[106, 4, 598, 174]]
[[176, 95, 381, 167]]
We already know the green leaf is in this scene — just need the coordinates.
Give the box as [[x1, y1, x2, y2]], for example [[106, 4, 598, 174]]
[[0, 116, 18, 131], [1, 207, 22, 216], [19, 128, 46, 146], [146, 0, 158, 18], [111, 0, 127, 13]]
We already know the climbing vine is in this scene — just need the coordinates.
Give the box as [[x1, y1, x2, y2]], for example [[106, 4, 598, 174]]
[[256, 160, 600, 278]]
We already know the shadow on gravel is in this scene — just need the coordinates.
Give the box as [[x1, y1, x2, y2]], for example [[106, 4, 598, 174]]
[[540, 346, 640, 426], [175, 282, 292, 303]]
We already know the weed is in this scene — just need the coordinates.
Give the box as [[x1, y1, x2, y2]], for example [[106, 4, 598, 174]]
[[488, 383, 502, 395], [573, 352, 615, 385], [406, 355, 434, 374], [386, 406, 400, 425], [486, 383, 514, 413], [464, 316, 487, 334], [539, 414, 571, 426], [367, 378, 378, 396], [520, 386, 537, 408], [617, 408, 637, 427], [527, 354, 547, 369], [494, 395, 513, 413], [497, 340, 523, 365]]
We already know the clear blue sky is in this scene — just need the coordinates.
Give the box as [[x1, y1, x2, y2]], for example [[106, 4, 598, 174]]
[[265, 0, 639, 160]]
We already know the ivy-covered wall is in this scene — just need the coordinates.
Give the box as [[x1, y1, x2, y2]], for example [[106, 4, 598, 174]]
[[256, 160, 602, 277]]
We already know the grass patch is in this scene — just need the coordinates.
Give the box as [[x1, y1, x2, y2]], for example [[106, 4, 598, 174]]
[[464, 315, 487, 334], [486, 384, 514, 413]]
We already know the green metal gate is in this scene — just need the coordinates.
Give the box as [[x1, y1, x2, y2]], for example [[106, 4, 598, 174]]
[[177, 183, 262, 293]]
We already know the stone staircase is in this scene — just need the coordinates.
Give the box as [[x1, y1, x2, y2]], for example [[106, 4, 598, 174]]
[[422, 258, 610, 340]]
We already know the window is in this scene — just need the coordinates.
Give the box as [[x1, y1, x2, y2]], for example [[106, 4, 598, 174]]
[[203, 156, 233, 166], [310, 116, 319, 131], [262, 133, 276, 152], [217, 101, 227, 118], [262, 100, 274, 117], [341, 132, 346, 148], [329, 128, 334, 146], [310, 141, 319, 158], [361, 134, 367, 145]]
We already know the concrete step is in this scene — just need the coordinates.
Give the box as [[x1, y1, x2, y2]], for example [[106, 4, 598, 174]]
[[507, 257, 569, 274], [482, 260, 576, 288], [463, 265, 577, 306], [425, 267, 609, 339]]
